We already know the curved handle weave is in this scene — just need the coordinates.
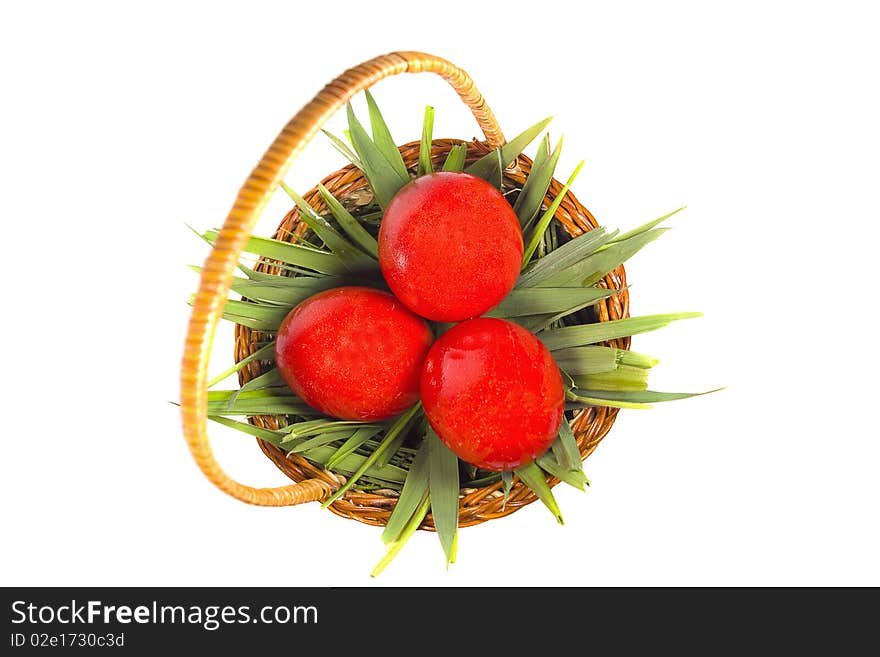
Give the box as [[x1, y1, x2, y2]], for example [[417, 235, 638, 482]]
[[180, 52, 505, 506]]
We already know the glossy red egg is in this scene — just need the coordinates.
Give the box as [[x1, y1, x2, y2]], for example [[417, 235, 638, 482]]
[[274, 286, 433, 421], [378, 171, 523, 322], [420, 317, 564, 471]]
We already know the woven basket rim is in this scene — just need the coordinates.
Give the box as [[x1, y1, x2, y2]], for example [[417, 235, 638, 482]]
[[234, 137, 631, 530]]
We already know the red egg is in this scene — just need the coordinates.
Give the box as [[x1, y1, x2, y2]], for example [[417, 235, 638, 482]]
[[378, 172, 523, 322], [420, 317, 565, 471], [274, 286, 433, 421]]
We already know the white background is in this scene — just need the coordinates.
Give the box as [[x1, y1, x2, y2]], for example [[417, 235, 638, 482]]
[[2, 0, 878, 587]]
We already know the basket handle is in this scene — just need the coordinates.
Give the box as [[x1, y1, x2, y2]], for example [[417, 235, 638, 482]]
[[180, 52, 506, 506]]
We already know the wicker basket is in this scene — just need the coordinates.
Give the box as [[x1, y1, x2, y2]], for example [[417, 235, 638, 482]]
[[181, 52, 630, 528]]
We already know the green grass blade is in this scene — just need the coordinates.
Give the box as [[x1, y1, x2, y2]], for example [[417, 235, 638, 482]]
[[382, 439, 430, 544], [551, 346, 619, 375], [322, 129, 363, 169], [536, 454, 589, 491], [467, 117, 552, 181], [524, 287, 628, 333], [203, 229, 346, 276], [552, 228, 669, 288], [522, 161, 584, 267], [553, 420, 581, 471], [517, 227, 615, 288], [206, 342, 275, 388], [230, 275, 344, 306], [317, 184, 379, 258], [573, 365, 650, 392], [541, 313, 703, 351], [237, 367, 286, 394], [487, 148, 504, 188], [501, 470, 513, 509], [418, 106, 435, 176], [288, 430, 353, 454], [566, 392, 653, 410], [322, 404, 422, 507], [514, 135, 563, 229], [325, 425, 384, 469], [515, 461, 563, 525], [441, 143, 468, 172], [530, 133, 551, 173], [219, 299, 289, 331], [284, 419, 382, 442], [372, 495, 430, 577], [206, 389, 315, 416], [428, 428, 459, 566], [375, 420, 414, 469], [346, 104, 409, 207], [617, 350, 660, 369], [207, 416, 406, 484], [576, 388, 724, 404], [284, 431, 352, 456], [485, 287, 618, 318], [364, 90, 410, 181], [280, 183, 377, 273], [207, 414, 285, 444], [611, 206, 685, 243]]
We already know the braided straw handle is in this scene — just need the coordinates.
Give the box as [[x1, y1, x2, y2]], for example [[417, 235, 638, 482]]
[[181, 52, 506, 506]]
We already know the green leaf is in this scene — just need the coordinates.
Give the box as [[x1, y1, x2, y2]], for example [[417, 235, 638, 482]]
[[541, 313, 703, 351], [206, 342, 275, 388], [283, 418, 382, 442], [553, 420, 581, 471], [575, 388, 724, 405], [501, 470, 513, 509], [382, 439, 431, 544], [565, 391, 652, 410], [485, 287, 619, 319], [530, 133, 552, 174], [219, 299, 290, 331], [237, 367, 286, 394], [517, 227, 615, 288], [346, 103, 409, 207], [536, 453, 589, 491], [522, 161, 585, 267], [322, 129, 363, 169], [207, 416, 407, 485], [520, 288, 628, 333], [206, 389, 316, 416], [467, 117, 552, 181], [207, 414, 286, 444], [610, 206, 685, 244], [364, 90, 410, 181], [372, 495, 430, 577], [322, 403, 422, 508], [573, 365, 649, 392], [617, 350, 660, 369], [230, 275, 343, 307], [203, 229, 346, 276], [325, 425, 384, 470], [288, 430, 352, 453], [317, 184, 379, 258], [441, 143, 468, 172], [549, 228, 669, 288], [551, 346, 619, 375], [514, 135, 563, 229], [280, 183, 378, 274], [428, 428, 459, 566], [486, 148, 504, 188], [235, 263, 320, 282], [418, 106, 435, 176], [515, 461, 563, 525]]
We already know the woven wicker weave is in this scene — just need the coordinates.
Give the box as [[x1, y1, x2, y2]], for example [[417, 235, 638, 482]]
[[181, 52, 630, 527]]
